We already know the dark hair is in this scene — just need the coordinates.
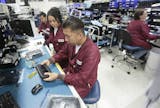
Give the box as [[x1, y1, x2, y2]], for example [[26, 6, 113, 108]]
[[39, 12, 46, 17], [63, 16, 84, 33], [134, 9, 145, 20], [47, 7, 62, 24]]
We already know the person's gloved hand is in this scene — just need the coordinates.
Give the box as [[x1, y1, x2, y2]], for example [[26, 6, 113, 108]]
[[43, 72, 58, 81]]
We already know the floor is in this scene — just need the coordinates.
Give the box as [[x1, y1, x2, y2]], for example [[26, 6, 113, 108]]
[[32, 28, 160, 108], [96, 46, 160, 108]]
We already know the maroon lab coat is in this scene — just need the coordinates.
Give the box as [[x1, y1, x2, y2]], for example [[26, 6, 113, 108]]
[[38, 22, 50, 33], [127, 20, 158, 49], [50, 37, 100, 98], [38, 22, 50, 41], [47, 26, 66, 53]]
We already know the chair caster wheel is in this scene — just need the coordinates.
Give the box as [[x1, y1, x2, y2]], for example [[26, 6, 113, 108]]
[[111, 65, 114, 68], [127, 72, 130, 74], [134, 67, 137, 69], [108, 49, 112, 53]]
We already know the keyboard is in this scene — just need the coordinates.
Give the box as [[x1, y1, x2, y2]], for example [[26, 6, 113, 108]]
[[0, 91, 19, 108], [35, 64, 51, 79]]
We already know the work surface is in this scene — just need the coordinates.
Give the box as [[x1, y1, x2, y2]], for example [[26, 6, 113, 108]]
[[0, 45, 73, 108]]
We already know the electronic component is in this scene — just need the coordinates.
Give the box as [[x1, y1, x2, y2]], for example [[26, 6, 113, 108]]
[[0, 52, 20, 68], [0, 69, 19, 86], [25, 49, 43, 60], [0, 12, 20, 69]]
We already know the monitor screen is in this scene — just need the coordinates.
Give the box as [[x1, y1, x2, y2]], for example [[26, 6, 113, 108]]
[[138, 0, 159, 2], [109, 0, 138, 9], [109, 1, 119, 9], [85, 11, 92, 16], [70, 9, 81, 18], [0, 0, 6, 3], [73, 3, 82, 8], [0, 0, 16, 3], [6, 0, 15, 3], [10, 19, 34, 37]]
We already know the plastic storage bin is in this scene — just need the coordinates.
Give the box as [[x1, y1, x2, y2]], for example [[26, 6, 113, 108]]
[[45, 95, 81, 108]]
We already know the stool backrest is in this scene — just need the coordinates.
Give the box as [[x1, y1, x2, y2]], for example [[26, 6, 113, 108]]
[[118, 29, 131, 45]]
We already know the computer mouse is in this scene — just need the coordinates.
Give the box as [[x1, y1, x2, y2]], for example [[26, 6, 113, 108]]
[[31, 84, 43, 95]]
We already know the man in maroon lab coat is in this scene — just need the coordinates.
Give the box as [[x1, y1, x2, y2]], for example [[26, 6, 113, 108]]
[[127, 9, 160, 49], [38, 12, 50, 42], [42, 17, 101, 98], [38, 12, 50, 33]]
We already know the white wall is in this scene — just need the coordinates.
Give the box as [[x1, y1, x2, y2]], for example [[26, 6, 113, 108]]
[[16, 0, 66, 13]]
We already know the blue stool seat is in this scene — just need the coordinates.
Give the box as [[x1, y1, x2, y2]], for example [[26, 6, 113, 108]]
[[122, 45, 144, 52], [122, 44, 147, 59], [83, 80, 100, 104], [132, 50, 147, 59]]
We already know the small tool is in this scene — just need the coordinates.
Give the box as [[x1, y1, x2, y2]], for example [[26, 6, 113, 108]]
[[28, 71, 37, 79]]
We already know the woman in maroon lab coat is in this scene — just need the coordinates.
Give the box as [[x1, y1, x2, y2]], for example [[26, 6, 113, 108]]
[[46, 7, 66, 53], [46, 7, 67, 68], [42, 17, 101, 98], [127, 9, 159, 49]]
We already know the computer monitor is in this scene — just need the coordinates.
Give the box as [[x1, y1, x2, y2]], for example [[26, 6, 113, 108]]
[[0, 0, 6, 3], [10, 19, 34, 37], [138, 0, 159, 2], [6, 0, 15, 3], [82, 10, 92, 17], [73, 3, 81, 8], [0, 0, 16, 3], [70, 9, 82, 18], [109, 1, 119, 9]]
